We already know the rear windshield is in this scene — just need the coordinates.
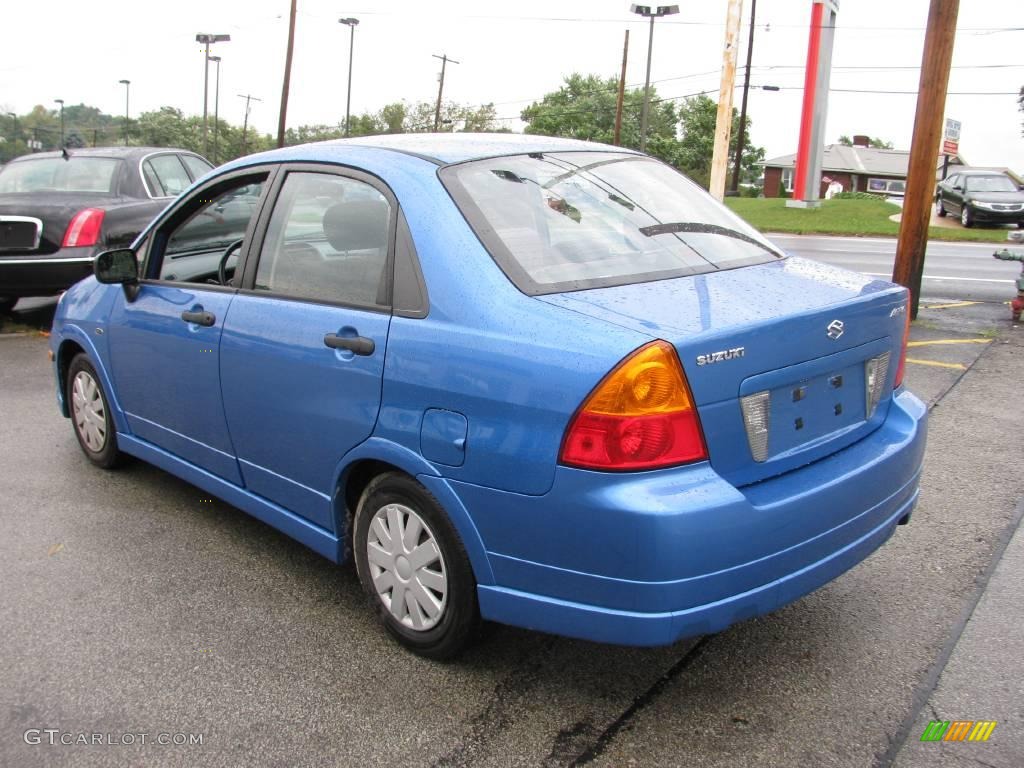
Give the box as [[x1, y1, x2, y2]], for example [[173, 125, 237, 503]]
[[440, 151, 783, 294], [0, 157, 121, 194]]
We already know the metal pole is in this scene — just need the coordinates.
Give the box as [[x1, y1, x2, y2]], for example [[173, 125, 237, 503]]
[[213, 58, 221, 162], [120, 80, 130, 146], [640, 15, 655, 153], [345, 23, 355, 136], [730, 0, 757, 194], [55, 100, 65, 148], [614, 30, 629, 146], [202, 41, 211, 155], [434, 55, 447, 131]]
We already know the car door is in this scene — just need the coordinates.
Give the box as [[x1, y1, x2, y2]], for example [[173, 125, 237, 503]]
[[219, 167, 394, 531], [107, 168, 274, 484], [945, 174, 963, 213]]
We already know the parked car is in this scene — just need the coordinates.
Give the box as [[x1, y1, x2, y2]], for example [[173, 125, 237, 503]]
[[49, 134, 927, 658], [0, 146, 212, 313], [935, 169, 1024, 228]]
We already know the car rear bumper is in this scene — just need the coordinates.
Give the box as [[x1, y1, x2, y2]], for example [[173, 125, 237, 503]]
[[454, 388, 927, 646], [0, 248, 95, 298]]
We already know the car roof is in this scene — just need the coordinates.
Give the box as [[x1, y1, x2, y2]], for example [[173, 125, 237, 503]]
[[237, 133, 640, 167], [955, 169, 1010, 177], [7, 147, 205, 163]]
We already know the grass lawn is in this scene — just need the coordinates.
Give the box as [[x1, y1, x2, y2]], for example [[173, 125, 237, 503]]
[[724, 197, 1014, 243]]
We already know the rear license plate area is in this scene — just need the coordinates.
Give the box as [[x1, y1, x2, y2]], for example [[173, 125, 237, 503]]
[[0, 217, 42, 250], [767, 361, 865, 458]]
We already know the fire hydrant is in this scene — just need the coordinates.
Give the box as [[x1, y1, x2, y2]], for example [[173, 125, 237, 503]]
[[993, 248, 1024, 321]]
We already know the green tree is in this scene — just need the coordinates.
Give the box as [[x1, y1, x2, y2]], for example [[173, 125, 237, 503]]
[[520, 74, 678, 164], [676, 93, 765, 189], [837, 134, 894, 149]]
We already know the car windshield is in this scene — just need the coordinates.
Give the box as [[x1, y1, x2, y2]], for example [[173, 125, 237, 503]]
[[441, 151, 783, 294], [965, 175, 1017, 193], [0, 157, 122, 194]]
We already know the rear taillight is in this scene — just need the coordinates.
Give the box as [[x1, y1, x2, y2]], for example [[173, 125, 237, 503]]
[[894, 295, 911, 389], [61, 208, 105, 248], [559, 341, 707, 471]]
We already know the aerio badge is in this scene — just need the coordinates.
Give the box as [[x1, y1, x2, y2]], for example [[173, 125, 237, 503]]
[[826, 320, 844, 340]]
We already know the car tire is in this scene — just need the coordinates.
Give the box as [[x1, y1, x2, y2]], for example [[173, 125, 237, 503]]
[[353, 472, 479, 660], [935, 198, 946, 217], [0, 297, 16, 315], [67, 354, 122, 469], [960, 205, 973, 228]]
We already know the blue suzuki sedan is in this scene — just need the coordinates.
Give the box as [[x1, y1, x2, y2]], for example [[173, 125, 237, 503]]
[[49, 134, 926, 658]]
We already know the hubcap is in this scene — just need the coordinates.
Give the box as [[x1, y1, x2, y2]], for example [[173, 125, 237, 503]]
[[72, 371, 107, 453], [366, 503, 447, 631]]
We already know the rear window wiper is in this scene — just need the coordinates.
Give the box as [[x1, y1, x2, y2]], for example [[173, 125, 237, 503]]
[[638, 221, 780, 255]]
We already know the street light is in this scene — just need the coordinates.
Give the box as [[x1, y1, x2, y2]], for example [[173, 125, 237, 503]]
[[195, 33, 230, 157], [119, 79, 131, 146], [6, 113, 17, 147], [208, 56, 222, 162], [630, 4, 678, 153], [338, 17, 359, 137], [54, 99, 65, 148]]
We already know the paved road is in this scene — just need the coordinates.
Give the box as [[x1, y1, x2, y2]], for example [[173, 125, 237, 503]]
[[1, 302, 1022, 767], [768, 234, 1022, 302]]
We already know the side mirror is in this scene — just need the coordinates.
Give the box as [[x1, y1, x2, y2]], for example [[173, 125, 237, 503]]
[[94, 249, 141, 300], [94, 249, 139, 284]]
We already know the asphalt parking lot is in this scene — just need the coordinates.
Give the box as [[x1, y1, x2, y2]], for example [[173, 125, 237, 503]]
[[1, 298, 1022, 768]]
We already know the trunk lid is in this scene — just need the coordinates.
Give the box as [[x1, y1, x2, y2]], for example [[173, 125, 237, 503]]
[[540, 257, 908, 486], [0, 192, 118, 255]]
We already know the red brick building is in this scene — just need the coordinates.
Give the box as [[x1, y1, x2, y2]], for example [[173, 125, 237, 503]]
[[761, 135, 965, 198]]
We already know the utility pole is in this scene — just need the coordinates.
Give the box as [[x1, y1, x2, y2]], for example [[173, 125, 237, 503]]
[[277, 0, 298, 147], [893, 0, 959, 319], [614, 30, 630, 146], [432, 54, 460, 131], [238, 93, 262, 155], [730, 0, 757, 194], [709, 0, 743, 201]]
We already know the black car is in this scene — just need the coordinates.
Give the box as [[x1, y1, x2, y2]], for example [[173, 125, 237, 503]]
[[935, 169, 1024, 228], [0, 147, 212, 313]]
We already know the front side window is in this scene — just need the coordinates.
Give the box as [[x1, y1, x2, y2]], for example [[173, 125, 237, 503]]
[[152, 176, 267, 283], [0, 157, 121, 194], [442, 152, 783, 295], [253, 172, 391, 308]]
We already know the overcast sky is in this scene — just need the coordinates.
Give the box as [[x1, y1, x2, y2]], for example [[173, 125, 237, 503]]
[[2, 0, 1022, 170]]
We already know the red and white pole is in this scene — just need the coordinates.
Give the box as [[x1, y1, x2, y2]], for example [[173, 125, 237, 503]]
[[789, 0, 838, 208]]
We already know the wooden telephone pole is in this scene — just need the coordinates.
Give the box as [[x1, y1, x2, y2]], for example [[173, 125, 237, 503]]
[[892, 0, 959, 318], [709, 0, 744, 201], [277, 0, 298, 148], [614, 30, 630, 146], [433, 54, 460, 131]]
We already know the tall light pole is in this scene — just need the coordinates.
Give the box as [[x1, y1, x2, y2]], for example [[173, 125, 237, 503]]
[[6, 113, 17, 148], [339, 17, 359, 137], [119, 79, 131, 146], [630, 4, 678, 154], [196, 33, 230, 157], [208, 56, 222, 162], [54, 99, 65, 148]]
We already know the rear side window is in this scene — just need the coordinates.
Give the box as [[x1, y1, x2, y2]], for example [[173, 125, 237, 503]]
[[143, 154, 193, 197], [253, 172, 392, 308], [441, 152, 782, 295], [180, 154, 214, 181], [0, 157, 121, 194]]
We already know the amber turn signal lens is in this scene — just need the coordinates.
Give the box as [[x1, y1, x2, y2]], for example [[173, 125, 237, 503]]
[[560, 341, 708, 471]]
